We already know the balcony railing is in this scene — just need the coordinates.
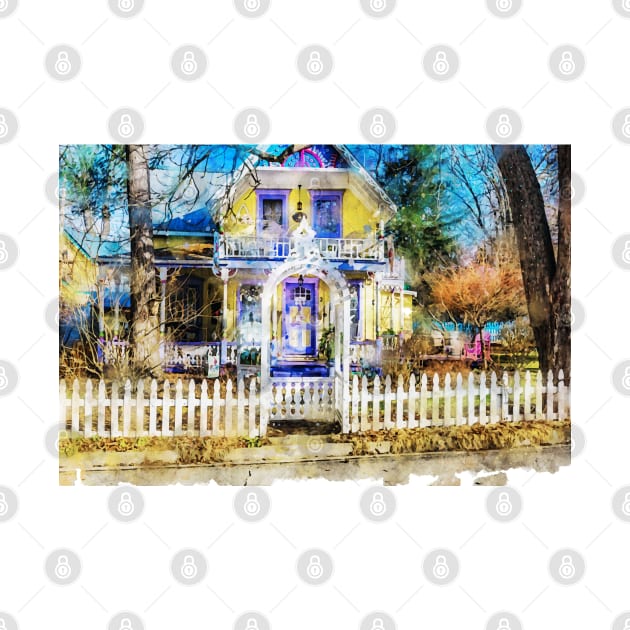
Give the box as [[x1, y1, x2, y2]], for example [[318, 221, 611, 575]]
[[214, 232, 385, 262]]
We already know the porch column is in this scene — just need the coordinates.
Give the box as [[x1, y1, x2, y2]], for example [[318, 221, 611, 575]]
[[342, 293, 351, 433], [260, 283, 272, 436], [399, 287, 404, 333]]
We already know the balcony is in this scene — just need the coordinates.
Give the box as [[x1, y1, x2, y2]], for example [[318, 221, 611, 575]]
[[213, 232, 385, 264]]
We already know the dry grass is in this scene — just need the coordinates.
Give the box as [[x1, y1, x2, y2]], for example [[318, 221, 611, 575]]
[[58, 434, 271, 464], [331, 419, 570, 455]]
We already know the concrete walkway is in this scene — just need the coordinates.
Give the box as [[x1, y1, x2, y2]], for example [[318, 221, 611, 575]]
[[60, 444, 569, 486]]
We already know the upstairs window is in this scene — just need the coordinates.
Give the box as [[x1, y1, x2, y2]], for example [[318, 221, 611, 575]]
[[257, 190, 289, 236], [311, 191, 342, 238]]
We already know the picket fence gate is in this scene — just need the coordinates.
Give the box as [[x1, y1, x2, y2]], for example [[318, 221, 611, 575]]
[[58, 369, 569, 439]]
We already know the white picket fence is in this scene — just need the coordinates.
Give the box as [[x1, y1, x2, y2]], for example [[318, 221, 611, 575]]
[[58, 369, 569, 439]]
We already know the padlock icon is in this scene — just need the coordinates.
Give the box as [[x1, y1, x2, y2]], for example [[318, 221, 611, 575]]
[[497, 619, 511, 630], [0, 114, 8, 138], [622, 241, 630, 264], [371, 618, 385, 630], [624, 0, 630, 11], [622, 114, 630, 138], [495, 114, 512, 138], [432, 554, 449, 579], [432, 51, 449, 76], [623, 618, 630, 630], [0, 366, 8, 390], [369, 0, 387, 12], [622, 366, 630, 390], [117, 114, 135, 139], [621, 492, 630, 516], [0, 619, 7, 630], [54, 554, 72, 579], [54, 51, 72, 76], [369, 114, 387, 139], [0, 240, 8, 264], [243, 114, 261, 138], [181, 555, 198, 579], [307, 51, 324, 75], [118, 0, 135, 11], [245, 618, 260, 630], [0, 0, 7, 11], [243, 491, 261, 516], [0, 492, 8, 516], [558, 555, 576, 579], [180, 51, 198, 76], [369, 491, 387, 516], [244, 0, 261, 11], [306, 554, 324, 579], [558, 51, 576, 76], [495, 491, 513, 516], [119, 618, 133, 630], [496, 0, 512, 11], [118, 491, 135, 516]]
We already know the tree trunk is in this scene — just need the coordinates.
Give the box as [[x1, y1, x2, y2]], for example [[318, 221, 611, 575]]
[[553, 145, 571, 380], [494, 145, 571, 380], [494, 145, 559, 377], [127, 145, 162, 377]]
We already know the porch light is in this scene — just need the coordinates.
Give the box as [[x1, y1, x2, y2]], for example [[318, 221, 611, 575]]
[[298, 274, 304, 287], [292, 184, 306, 223]]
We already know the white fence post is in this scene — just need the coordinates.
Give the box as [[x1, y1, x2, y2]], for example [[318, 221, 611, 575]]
[[225, 379, 234, 436], [432, 374, 440, 428], [535, 371, 543, 420], [212, 379, 221, 436], [455, 373, 464, 425], [360, 376, 369, 432], [558, 369, 566, 421], [122, 380, 132, 437], [396, 375, 405, 429], [111, 381, 121, 438], [383, 375, 393, 430], [97, 380, 106, 436], [513, 371, 521, 423], [372, 375, 381, 432], [479, 372, 487, 425], [200, 380, 209, 437], [546, 370, 555, 420], [443, 373, 452, 427], [524, 370, 533, 421], [248, 379, 257, 438], [84, 380, 93, 438], [467, 373, 475, 425], [351, 376, 360, 433], [149, 380, 158, 437], [419, 373, 428, 428], [407, 374, 417, 429]]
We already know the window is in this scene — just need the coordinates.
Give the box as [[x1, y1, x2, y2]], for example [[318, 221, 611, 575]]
[[349, 283, 361, 341], [257, 190, 289, 235], [310, 191, 342, 238], [291, 286, 312, 305]]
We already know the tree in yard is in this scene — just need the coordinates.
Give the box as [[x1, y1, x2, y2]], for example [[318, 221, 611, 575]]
[[127, 145, 162, 376], [428, 262, 526, 367], [493, 144, 570, 379]]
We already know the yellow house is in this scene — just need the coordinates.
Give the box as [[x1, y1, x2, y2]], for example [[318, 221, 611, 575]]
[[82, 144, 414, 390]]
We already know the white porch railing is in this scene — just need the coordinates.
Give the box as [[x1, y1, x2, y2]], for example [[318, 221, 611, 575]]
[[59, 369, 569, 439], [215, 233, 384, 261]]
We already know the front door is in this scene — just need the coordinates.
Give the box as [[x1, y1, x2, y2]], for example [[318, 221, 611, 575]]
[[283, 279, 317, 356]]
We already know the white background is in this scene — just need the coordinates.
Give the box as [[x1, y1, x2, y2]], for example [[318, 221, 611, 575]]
[[0, 0, 628, 628]]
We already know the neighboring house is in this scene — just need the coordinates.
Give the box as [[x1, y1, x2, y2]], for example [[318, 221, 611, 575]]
[[61, 144, 415, 384]]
